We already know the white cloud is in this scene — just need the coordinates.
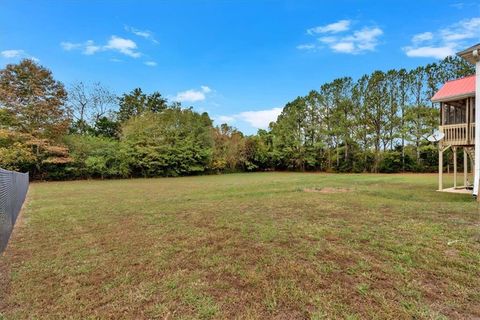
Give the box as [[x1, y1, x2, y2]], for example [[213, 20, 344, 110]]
[[296, 44, 316, 50], [60, 36, 141, 58], [331, 42, 355, 53], [318, 26, 383, 54], [1, 49, 25, 58], [216, 107, 283, 130], [404, 46, 456, 59], [173, 85, 212, 103], [84, 40, 101, 55], [104, 36, 141, 58], [144, 61, 157, 67], [300, 21, 383, 55], [125, 25, 159, 44], [403, 17, 480, 59], [175, 89, 206, 102], [61, 40, 101, 55], [238, 108, 282, 129], [1, 49, 39, 61], [216, 115, 235, 123], [60, 42, 81, 51], [200, 85, 212, 93], [318, 36, 336, 44], [412, 32, 433, 43], [441, 17, 480, 42], [307, 20, 351, 35], [352, 27, 383, 51]]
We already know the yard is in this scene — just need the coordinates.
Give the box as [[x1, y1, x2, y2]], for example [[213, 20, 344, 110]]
[[1, 172, 479, 319]]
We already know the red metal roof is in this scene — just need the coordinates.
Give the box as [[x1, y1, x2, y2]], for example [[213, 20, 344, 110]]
[[431, 75, 475, 102]]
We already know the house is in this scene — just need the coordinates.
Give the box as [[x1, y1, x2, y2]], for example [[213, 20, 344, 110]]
[[432, 43, 480, 196]]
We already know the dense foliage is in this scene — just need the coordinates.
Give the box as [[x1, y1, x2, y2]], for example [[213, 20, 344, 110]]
[[0, 57, 474, 179], [122, 108, 213, 177]]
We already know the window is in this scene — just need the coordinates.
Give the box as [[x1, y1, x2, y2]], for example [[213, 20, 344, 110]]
[[443, 101, 466, 125]]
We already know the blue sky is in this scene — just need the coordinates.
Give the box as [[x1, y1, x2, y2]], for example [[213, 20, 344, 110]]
[[1, 1, 479, 134]]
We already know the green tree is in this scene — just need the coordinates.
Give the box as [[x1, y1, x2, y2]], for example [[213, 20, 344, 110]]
[[65, 135, 131, 178], [405, 105, 438, 163], [365, 71, 388, 172], [0, 59, 70, 139], [0, 130, 36, 172], [397, 69, 411, 171], [92, 115, 120, 139], [270, 97, 311, 170], [117, 88, 168, 122], [329, 77, 354, 169], [121, 109, 213, 177], [352, 74, 371, 172], [211, 124, 246, 172], [384, 70, 401, 151], [437, 55, 475, 83]]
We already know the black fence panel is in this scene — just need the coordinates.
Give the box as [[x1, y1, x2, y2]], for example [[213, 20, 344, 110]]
[[0, 168, 29, 253]]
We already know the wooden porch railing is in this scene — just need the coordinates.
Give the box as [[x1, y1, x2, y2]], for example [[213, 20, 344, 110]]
[[439, 123, 475, 145]]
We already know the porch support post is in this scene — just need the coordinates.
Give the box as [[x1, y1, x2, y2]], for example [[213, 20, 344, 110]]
[[439, 147, 443, 191], [467, 99, 470, 144], [473, 54, 480, 199], [453, 146, 457, 189], [464, 148, 468, 187]]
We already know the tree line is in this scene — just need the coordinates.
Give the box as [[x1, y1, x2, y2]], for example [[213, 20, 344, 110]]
[[0, 57, 474, 179], [268, 57, 473, 173]]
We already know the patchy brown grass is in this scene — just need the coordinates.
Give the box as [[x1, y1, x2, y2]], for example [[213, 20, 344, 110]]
[[303, 187, 351, 193], [1, 172, 479, 319]]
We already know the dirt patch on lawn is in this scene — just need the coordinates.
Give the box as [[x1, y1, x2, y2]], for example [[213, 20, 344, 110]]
[[303, 187, 351, 194]]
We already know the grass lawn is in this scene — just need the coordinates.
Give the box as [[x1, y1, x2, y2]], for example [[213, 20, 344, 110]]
[[1, 172, 479, 319]]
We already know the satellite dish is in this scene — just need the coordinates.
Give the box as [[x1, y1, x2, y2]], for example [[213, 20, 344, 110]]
[[427, 130, 445, 142]]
